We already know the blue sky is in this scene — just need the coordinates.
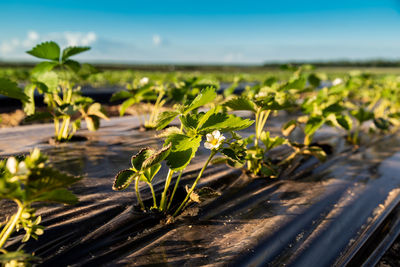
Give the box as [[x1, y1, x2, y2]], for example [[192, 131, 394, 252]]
[[1, 0, 400, 63]]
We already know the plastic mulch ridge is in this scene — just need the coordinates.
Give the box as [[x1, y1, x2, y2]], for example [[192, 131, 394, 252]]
[[1, 115, 400, 266]]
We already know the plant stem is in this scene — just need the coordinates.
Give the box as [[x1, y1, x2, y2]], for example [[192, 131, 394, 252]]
[[0, 200, 23, 249], [173, 151, 216, 217], [57, 117, 67, 141], [254, 109, 260, 147], [166, 170, 183, 211], [260, 110, 270, 133], [147, 182, 158, 209], [62, 117, 71, 139], [159, 169, 174, 211], [134, 176, 145, 210], [54, 118, 60, 137]]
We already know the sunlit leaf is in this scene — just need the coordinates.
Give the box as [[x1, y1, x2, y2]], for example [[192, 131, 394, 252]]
[[199, 113, 253, 133], [223, 96, 256, 112], [184, 87, 216, 114], [155, 111, 180, 130], [26, 41, 60, 61], [142, 143, 172, 169], [131, 148, 154, 171], [0, 78, 28, 101], [112, 169, 136, 191], [165, 134, 202, 171], [62, 46, 90, 61]]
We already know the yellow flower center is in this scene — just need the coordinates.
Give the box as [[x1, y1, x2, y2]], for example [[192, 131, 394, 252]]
[[211, 138, 219, 146]]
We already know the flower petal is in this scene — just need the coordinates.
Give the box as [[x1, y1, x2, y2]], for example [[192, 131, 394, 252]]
[[204, 142, 212, 149]]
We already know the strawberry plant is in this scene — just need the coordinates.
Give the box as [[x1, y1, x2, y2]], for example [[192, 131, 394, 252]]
[[24, 41, 108, 141], [0, 149, 80, 266], [111, 77, 167, 129], [113, 87, 253, 216]]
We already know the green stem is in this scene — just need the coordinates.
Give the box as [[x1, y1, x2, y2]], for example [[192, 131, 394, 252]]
[[254, 109, 260, 147], [173, 151, 216, 217], [160, 169, 174, 211], [0, 200, 23, 249], [147, 182, 158, 209], [260, 110, 270, 133], [166, 170, 183, 211], [149, 91, 164, 125], [135, 176, 145, 210], [62, 117, 71, 139], [57, 117, 67, 141], [54, 118, 60, 137]]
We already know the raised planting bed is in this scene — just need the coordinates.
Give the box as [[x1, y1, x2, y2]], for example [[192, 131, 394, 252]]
[[1, 115, 400, 266]]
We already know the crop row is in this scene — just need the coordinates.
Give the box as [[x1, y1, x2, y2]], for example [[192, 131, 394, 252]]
[[1, 41, 400, 265]]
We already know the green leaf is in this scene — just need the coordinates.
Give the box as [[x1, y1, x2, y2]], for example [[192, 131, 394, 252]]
[[336, 115, 353, 131], [351, 107, 374, 123], [165, 134, 202, 171], [142, 143, 172, 169], [85, 115, 100, 131], [26, 167, 81, 202], [119, 98, 137, 116], [156, 126, 181, 138], [0, 78, 28, 101], [24, 111, 53, 122], [112, 169, 136, 190], [64, 59, 81, 73], [35, 71, 59, 92], [223, 96, 256, 112], [184, 87, 217, 114], [221, 148, 245, 167], [31, 188, 78, 204], [87, 103, 108, 120], [131, 148, 154, 171], [260, 131, 286, 151], [155, 111, 180, 130], [264, 76, 278, 86], [31, 61, 59, 75], [23, 84, 38, 115], [374, 117, 391, 131], [110, 90, 133, 102], [304, 116, 325, 137], [199, 113, 254, 133], [141, 163, 161, 183], [282, 119, 298, 136], [283, 77, 306, 90], [308, 73, 321, 87], [197, 107, 220, 130], [62, 46, 90, 60], [180, 113, 201, 130], [78, 63, 99, 79], [323, 103, 345, 115], [27, 41, 60, 61]]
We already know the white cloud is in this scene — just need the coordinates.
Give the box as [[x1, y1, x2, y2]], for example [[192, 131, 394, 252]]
[[64, 32, 97, 47], [223, 52, 244, 63], [152, 34, 162, 46], [22, 31, 40, 48], [0, 31, 97, 58]]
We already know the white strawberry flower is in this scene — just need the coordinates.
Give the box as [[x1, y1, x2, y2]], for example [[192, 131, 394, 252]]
[[139, 77, 149, 86], [204, 130, 225, 150], [332, 78, 343, 86], [18, 161, 28, 174], [6, 157, 18, 174], [255, 91, 268, 98]]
